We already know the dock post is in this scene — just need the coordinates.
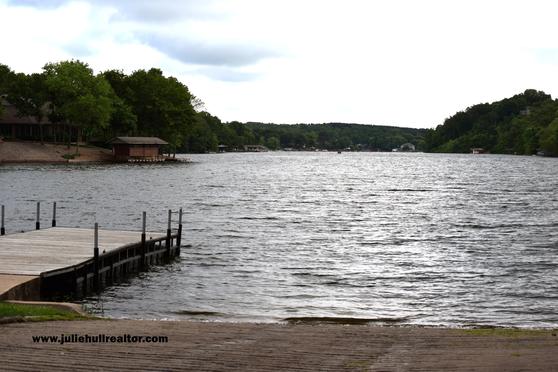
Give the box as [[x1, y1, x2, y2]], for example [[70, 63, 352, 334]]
[[1, 205, 5, 236], [35, 202, 40, 230], [176, 208, 183, 256], [93, 223, 100, 293], [141, 211, 146, 269], [166, 209, 172, 260], [52, 202, 57, 227]]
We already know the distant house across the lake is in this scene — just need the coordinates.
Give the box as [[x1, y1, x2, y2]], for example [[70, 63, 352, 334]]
[[110, 137, 168, 162], [392, 143, 416, 152], [244, 144, 268, 152], [399, 143, 415, 152], [471, 147, 488, 154]]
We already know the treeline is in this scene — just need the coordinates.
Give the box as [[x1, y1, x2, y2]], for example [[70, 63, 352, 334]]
[[0, 61, 196, 153], [181, 116, 426, 152], [0, 60, 425, 153], [3, 62, 557, 155], [241, 122, 425, 151], [423, 89, 558, 155]]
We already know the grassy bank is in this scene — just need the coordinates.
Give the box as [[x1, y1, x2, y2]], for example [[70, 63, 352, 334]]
[[460, 327, 558, 337], [0, 301, 90, 322]]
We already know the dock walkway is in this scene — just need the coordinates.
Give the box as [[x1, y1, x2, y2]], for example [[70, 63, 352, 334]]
[[0, 227, 164, 275], [0, 226, 180, 300]]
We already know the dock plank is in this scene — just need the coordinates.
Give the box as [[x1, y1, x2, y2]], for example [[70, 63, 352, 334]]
[[0, 227, 165, 276]]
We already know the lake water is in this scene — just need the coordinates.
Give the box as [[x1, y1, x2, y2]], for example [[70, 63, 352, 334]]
[[1, 152, 557, 327]]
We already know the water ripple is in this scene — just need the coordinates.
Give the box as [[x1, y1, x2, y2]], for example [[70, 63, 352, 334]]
[[2, 152, 558, 327]]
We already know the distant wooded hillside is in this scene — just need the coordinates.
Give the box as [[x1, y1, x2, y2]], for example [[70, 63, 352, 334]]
[[1, 60, 426, 153], [423, 89, 558, 155], [236, 122, 426, 151], [12, 61, 558, 155]]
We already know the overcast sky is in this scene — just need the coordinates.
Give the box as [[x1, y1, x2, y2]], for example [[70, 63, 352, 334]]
[[1, 0, 558, 128]]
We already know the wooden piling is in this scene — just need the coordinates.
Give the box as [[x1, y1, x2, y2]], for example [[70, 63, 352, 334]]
[[1, 205, 5, 236], [52, 202, 57, 227], [141, 211, 146, 269], [93, 223, 99, 293], [35, 202, 40, 230], [166, 209, 171, 260], [177, 208, 182, 256]]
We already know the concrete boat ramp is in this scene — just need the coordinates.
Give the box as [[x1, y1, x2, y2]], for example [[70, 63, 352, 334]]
[[0, 226, 181, 300]]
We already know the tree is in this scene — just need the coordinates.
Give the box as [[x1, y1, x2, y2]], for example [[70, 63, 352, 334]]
[[100, 69, 128, 97], [99, 70, 137, 140], [182, 113, 218, 152], [106, 95, 137, 139], [539, 118, 558, 155], [126, 68, 195, 155], [43, 60, 113, 153], [266, 136, 280, 150], [304, 132, 318, 148], [0, 64, 15, 116], [191, 95, 206, 112], [6, 73, 49, 144], [424, 89, 557, 154]]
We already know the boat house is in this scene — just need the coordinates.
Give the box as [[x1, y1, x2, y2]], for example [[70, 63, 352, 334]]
[[110, 137, 168, 162]]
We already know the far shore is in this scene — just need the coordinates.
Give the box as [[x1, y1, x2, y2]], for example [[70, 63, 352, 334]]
[[1, 317, 557, 370]]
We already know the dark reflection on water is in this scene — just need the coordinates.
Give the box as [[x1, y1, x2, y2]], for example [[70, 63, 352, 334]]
[[1, 152, 557, 327]]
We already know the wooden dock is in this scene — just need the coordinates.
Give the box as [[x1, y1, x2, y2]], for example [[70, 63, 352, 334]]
[[0, 209, 183, 300]]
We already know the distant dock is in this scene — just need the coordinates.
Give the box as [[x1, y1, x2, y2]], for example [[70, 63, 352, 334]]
[[0, 203, 182, 300]]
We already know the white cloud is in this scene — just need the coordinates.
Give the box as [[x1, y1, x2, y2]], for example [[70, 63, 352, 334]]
[[2, 0, 558, 127]]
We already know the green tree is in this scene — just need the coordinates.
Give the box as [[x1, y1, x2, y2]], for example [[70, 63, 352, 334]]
[[266, 136, 280, 150], [106, 95, 137, 139], [181, 112, 218, 152], [539, 118, 558, 155], [99, 70, 137, 139], [126, 68, 195, 155], [425, 89, 557, 154], [0, 64, 15, 116], [101, 69, 128, 97], [43, 60, 113, 153], [6, 72, 49, 144]]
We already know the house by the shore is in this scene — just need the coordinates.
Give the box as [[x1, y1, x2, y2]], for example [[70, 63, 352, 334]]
[[0, 98, 77, 142]]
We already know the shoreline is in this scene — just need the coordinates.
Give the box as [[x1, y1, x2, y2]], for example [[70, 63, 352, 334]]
[[0, 141, 192, 164], [0, 140, 114, 164], [82, 314, 558, 330], [3, 301, 556, 330], [1, 318, 557, 370]]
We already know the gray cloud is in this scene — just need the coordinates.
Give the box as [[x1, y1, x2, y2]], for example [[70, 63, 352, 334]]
[[7, 0, 66, 7], [8, 0, 277, 67], [102, 0, 221, 23], [196, 66, 259, 82], [8, 0, 221, 22], [143, 34, 276, 67]]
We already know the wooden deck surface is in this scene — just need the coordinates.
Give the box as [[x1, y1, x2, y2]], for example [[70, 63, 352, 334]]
[[0, 274, 38, 294], [0, 227, 164, 276]]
